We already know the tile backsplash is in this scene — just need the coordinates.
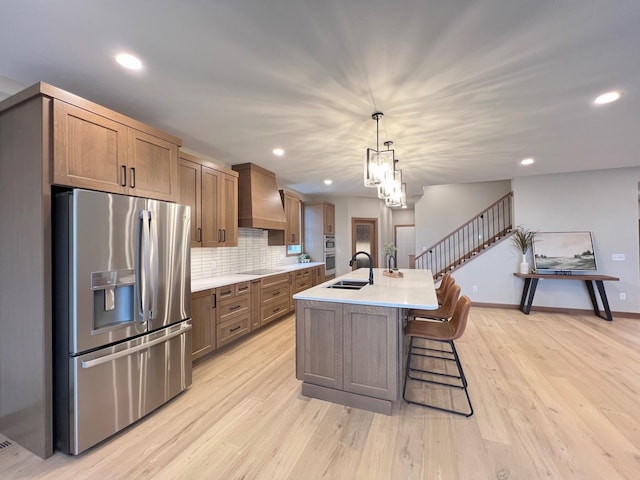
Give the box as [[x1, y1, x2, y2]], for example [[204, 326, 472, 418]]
[[190, 228, 298, 281]]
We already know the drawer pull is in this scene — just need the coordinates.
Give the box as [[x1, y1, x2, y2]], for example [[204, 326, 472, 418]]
[[229, 325, 241, 332], [272, 291, 280, 296], [221, 290, 232, 296], [229, 304, 241, 311], [238, 287, 248, 292], [120, 165, 127, 186], [273, 307, 280, 313]]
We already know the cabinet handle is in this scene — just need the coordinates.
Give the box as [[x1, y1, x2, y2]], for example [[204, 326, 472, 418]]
[[272, 307, 280, 313], [222, 229, 226, 242], [229, 304, 241, 311], [272, 291, 280, 296], [230, 325, 241, 332], [120, 165, 127, 186], [222, 290, 232, 296], [130, 167, 136, 188], [291, 233, 295, 243], [211, 293, 216, 308], [218, 229, 222, 242], [197, 227, 202, 243], [238, 286, 248, 292]]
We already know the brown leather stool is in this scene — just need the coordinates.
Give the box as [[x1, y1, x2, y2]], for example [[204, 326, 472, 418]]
[[403, 295, 473, 416], [409, 283, 460, 322]]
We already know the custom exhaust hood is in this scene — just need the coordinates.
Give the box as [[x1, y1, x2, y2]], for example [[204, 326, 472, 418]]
[[231, 163, 287, 230]]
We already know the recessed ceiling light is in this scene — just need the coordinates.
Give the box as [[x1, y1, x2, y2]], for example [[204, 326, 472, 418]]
[[324, 179, 333, 185], [115, 53, 143, 71], [272, 148, 285, 156], [593, 91, 621, 105], [521, 158, 535, 166]]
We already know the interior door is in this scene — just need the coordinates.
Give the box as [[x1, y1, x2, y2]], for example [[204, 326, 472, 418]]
[[351, 218, 378, 269]]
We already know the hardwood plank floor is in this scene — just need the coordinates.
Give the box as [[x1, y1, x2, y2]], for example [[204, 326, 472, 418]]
[[1, 307, 639, 479]]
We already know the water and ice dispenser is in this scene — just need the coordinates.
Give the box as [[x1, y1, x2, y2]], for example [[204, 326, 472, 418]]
[[90, 270, 135, 330]]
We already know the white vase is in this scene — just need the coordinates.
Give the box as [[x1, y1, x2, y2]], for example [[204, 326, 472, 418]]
[[519, 254, 529, 274]]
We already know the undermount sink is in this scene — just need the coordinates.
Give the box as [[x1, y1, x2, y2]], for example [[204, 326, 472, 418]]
[[326, 280, 370, 290]]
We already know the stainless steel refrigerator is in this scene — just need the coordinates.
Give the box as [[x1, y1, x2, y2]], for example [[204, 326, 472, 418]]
[[53, 189, 192, 455]]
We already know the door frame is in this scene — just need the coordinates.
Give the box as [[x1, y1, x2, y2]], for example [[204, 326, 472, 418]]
[[351, 217, 378, 268]]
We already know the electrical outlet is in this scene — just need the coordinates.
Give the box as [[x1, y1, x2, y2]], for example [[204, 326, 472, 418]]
[[612, 253, 625, 261], [619, 292, 626, 301], [472, 285, 478, 292]]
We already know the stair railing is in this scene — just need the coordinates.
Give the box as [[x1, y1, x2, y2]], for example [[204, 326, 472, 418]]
[[413, 192, 513, 278]]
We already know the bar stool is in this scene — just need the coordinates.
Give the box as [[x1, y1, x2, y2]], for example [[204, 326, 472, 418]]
[[403, 295, 473, 416], [408, 283, 460, 322], [436, 273, 454, 304]]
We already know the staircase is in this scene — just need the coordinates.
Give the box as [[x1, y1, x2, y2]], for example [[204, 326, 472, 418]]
[[412, 192, 513, 279]]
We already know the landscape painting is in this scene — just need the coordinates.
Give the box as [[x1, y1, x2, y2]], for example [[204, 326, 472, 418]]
[[533, 231, 597, 272]]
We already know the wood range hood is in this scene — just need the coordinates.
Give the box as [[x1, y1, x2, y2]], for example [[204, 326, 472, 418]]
[[231, 163, 287, 231]]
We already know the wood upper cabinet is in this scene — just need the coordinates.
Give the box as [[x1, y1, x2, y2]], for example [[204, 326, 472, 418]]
[[179, 152, 238, 248], [283, 191, 301, 246], [53, 100, 179, 202], [323, 202, 335, 234], [191, 289, 216, 361]]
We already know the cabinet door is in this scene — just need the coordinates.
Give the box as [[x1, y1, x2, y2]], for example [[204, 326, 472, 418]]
[[295, 300, 343, 389], [128, 129, 179, 202], [342, 304, 399, 401], [220, 172, 238, 246], [250, 280, 262, 331], [53, 100, 128, 194], [179, 158, 202, 247], [201, 165, 222, 247], [323, 203, 335, 234], [191, 290, 215, 360], [284, 193, 301, 245]]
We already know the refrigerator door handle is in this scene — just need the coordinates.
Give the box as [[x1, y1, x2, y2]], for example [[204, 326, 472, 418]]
[[80, 323, 192, 369], [137, 210, 152, 323], [149, 211, 159, 320]]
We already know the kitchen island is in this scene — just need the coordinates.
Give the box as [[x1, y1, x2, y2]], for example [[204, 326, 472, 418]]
[[293, 268, 437, 414]]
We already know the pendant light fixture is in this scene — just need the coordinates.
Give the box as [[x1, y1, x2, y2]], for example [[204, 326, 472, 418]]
[[364, 112, 394, 188]]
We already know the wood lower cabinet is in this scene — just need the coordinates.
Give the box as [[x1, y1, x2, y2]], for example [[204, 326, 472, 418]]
[[295, 300, 401, 413], [216, 282, 250, 348], [179, 152, 238, 248], [249, 279, 262, 330], [261, 273, 290, 325], [53, 99, 179, 202], [191, 289, 216, 361]]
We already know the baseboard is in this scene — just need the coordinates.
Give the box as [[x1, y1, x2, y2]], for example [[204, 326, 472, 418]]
[[471, 302, 640, 320]]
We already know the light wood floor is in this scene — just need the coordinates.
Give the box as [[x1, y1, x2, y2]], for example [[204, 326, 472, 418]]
[[2, 307, 640, 479]]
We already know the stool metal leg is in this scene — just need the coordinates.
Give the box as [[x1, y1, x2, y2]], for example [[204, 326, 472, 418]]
[[403, 338, 473, 417]]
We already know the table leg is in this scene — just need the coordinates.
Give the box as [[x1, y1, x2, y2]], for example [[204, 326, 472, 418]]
[[519, 278, 531, 313], [523, 278, 538, 314], [584, 280, 601, 317], [595, 280, 613, 321]]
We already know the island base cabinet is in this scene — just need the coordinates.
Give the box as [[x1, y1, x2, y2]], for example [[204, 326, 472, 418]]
[[295, 300, 401, 414]]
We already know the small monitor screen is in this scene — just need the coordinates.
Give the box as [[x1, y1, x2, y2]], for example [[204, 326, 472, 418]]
[[533, 231, 597, 272]]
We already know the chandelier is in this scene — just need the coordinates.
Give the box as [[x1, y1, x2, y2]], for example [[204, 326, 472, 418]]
[[363, 112, 408, 208], [364, 112, 394, 188]]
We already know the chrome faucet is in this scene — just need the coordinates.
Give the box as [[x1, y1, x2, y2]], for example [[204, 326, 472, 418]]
[[349, 251, 374, 285]]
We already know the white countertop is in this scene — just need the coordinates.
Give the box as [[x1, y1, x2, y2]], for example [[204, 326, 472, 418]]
[[293, 268, 438, 309], [191, 262, 325, 292]]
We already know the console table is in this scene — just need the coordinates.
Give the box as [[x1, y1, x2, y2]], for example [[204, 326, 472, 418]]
[[513, 273, 619, 321]]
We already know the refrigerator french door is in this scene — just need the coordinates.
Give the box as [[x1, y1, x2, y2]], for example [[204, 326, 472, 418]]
[[53, 189, 192, 455]]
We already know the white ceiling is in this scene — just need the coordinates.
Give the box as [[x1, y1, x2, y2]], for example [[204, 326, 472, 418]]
[[1, 1, 639, 204]]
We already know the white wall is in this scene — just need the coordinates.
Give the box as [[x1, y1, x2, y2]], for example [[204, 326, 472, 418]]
[[414, 180, 512, 252], [392, 209, 415, 226], [434, 167, 640, 314]]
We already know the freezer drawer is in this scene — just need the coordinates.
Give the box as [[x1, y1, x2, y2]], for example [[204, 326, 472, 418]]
[[58, 321, 192, 455]]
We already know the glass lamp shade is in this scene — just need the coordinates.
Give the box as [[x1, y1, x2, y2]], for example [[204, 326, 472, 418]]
[[364, 148, 394, 187], [382, 169, 403, 204]]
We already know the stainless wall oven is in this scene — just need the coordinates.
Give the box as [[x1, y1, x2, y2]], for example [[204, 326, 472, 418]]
[[323, 234, 336, 276]]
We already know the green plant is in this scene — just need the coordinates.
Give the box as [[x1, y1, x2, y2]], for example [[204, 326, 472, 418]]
[[383, 242, 397, 257], [511, 226, 537, 254]]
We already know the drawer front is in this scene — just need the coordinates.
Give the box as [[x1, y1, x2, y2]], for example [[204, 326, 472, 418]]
[[261, 282, 289, 306], [295, 276, 311, 292], [261, 299, 290, 325], [216, 314, 250, 348], [218, 294, 250, 323], [235, 282, 250, 296], [216, 285, 235, 300], [261, 273, 289, 289]]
